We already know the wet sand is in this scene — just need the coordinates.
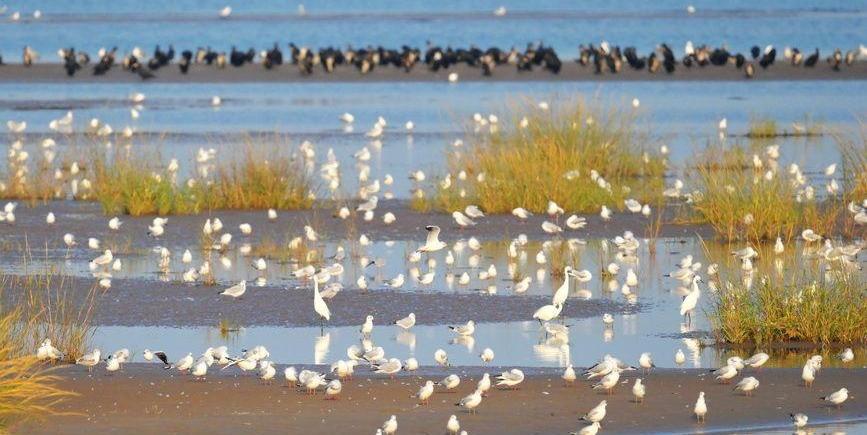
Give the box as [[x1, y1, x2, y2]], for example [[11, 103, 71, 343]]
[[1, 275, 638, 327], [21, 365, 867, 434], [2, 61, 866, 83]]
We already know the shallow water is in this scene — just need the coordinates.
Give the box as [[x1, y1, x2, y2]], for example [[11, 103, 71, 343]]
[[1, 80, 863, 197], [60, 235, 865, 370], [2, 1, 866, 57]]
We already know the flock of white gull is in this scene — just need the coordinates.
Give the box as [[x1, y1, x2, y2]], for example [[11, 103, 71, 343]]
[[7, 97, 866, 434]]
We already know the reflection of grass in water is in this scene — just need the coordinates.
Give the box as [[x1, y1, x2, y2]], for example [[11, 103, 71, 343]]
[[708, 269, 866, 345], [414, 98, 666, 214], [217, 319, 242, 340], [251, 236, 322, 265], [712, 345, 867, 369]]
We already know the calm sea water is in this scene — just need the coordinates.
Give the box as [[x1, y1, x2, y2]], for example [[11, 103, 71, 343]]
[[1, 0, 866, 59]]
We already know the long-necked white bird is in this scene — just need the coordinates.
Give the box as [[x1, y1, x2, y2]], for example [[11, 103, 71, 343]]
[[313, 279, 331, 326], [553, 266, 579, 306], [680, 276, 702, 323]]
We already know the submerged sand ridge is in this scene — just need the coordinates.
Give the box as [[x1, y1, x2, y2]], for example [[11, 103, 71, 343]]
[[2, 61, 866, 83]]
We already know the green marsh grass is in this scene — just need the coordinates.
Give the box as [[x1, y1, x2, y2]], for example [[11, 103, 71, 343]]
[[690, 163, 841, 242], [838, 132, 867, 202], [414, 100, 666, 214], [91, 144, 314, 216], [746, 116, 822, 139], [709, 272, 866, 345], [747, 118, 779, 138]]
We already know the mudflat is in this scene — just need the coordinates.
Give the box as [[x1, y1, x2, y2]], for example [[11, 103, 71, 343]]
[[21, 366, 867, 434]]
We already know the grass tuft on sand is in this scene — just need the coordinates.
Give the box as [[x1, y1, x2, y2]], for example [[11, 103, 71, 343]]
[[412, 99, 666, 214], [0, 309, 78, 429], [0, 269, 83, 428]]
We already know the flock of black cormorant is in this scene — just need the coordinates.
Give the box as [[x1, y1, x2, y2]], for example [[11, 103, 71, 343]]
[[7, 42, 864, 80]]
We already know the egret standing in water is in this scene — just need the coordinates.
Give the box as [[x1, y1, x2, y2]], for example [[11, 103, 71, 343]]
[[313, 279, 331, 331]]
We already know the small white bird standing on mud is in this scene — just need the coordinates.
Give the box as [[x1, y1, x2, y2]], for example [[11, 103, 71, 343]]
[[219, 280, 246, 299]]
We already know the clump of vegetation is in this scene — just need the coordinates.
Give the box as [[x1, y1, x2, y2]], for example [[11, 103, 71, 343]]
[[0, 268, 84, 428], [690, 161, 842, 242], [0, 141, 74, 203], [693, 141, 755, 171], [747, 118, 779, 138], [0, 308, 77, 429], [91, 153, 202, 216], [746, 117, 822, 138], [2, 269, 97, 363], [413, 99, 666, 214], [91, 145, 314, 216], [709, 272, 866, 345], [839, 132, 867, 203], [686, 129, 866, 242], [208, 154, 313, 210]]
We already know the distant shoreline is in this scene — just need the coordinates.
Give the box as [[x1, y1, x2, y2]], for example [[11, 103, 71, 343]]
[[2, 61, 866, 83]]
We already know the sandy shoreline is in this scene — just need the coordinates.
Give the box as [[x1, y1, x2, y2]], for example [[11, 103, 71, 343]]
[[20, 366, 867, 434], [2, 62, 866, 84]]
